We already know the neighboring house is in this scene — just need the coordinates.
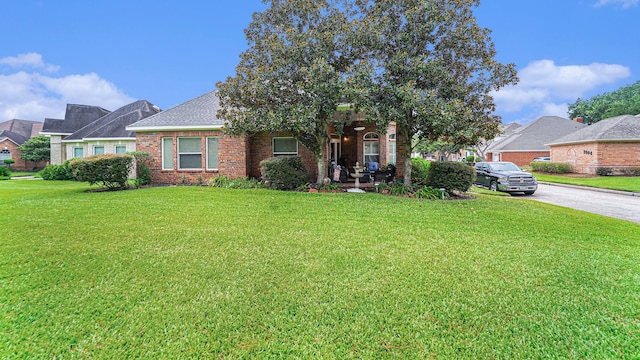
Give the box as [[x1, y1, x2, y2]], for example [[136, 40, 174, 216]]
[[126, 90, 398, 184], [486, 116, 587, 166], [41, 101, 160, 164], [0, 119, 44, 171], [548, 114, 640, 175]]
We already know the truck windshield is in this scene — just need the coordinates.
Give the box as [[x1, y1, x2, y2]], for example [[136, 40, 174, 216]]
[[490, 163, 520, 171]]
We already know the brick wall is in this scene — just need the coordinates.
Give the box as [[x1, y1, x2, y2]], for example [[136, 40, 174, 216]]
[[0, 139, 39, 171], [501, 152, 550, 167], [136, 130, 250, 184], [551, 141, 640, 174], [249, 132, 317, 180]]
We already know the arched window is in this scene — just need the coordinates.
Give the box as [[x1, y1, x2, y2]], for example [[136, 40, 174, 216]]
[[363, 132, 379, 164], [0, 149, 11, 164]]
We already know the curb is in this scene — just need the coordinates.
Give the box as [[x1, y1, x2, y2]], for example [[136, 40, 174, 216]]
[[539, 181, 640, 197]]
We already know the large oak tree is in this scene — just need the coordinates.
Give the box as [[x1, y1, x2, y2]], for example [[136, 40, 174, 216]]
[[354, 0, 518, 185]]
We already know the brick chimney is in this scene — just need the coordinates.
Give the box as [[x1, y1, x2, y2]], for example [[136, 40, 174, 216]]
[[573, 117, 584, 123]]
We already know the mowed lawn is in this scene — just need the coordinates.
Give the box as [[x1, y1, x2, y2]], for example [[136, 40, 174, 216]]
[[2, 180, 639, 358]]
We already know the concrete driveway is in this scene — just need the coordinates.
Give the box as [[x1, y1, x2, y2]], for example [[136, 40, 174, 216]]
[[525, 183, 640, 224]]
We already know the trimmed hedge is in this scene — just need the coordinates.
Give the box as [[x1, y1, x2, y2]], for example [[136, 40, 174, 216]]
[[260, 156, 310, 190], [425, 161, 475, 192], [41, 160, 75, 180], [530, 162, 573, 174], [0, 166, 10, 179], [69, 154, 133, 189], [411, 158, 430, 185]]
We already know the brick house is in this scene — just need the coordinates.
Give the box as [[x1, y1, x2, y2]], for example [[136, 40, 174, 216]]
[[0, 119, 44, 171], [41, 101, 160, 165], [126, 90, 398, 184], [548, 114, 640, 175], [486, 116, 587, 166]]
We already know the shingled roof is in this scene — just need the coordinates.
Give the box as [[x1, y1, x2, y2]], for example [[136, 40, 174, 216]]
[[63, 100, 161, 141], [548, 114, 640, 146], [0, 119, 43, 139], [0, 129, 29, 145], [127, 91, 224, 131], [487, 116, 587, 152], [41, 104, 111, 135]]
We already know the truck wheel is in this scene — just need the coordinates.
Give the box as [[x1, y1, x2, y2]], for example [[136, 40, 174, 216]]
[[489, 180, 498, 191]]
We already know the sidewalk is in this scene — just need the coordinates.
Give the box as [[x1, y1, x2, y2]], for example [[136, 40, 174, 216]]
[[539, 181, 640, 197]]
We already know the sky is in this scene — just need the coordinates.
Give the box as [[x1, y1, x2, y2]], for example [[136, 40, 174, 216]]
[[1, 0, 638, 125]]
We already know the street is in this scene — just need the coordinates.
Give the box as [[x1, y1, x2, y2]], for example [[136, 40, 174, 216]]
[[525, 183, 640, 224]]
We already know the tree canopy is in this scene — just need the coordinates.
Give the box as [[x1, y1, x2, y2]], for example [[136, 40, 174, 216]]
[[568, 80, 640, 124], [218, 0, 517, 186], [353, 0, 518, 185], [217, 0, 364, 184], [17, 135, 50, 165]]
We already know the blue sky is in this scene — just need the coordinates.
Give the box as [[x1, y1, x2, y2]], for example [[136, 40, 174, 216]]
[[1, 0, 638, 125]]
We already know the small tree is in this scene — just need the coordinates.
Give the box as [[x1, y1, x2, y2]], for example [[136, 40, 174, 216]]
[[18, 135, 50, 169]]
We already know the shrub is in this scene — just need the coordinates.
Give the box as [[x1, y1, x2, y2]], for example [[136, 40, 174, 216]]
[[208, 175, 266, 189], [620, 167, 640, 176], [530, 162, 573, 174], [414, 186, 445, 199], [0, 166, 10, 179], [40, 161, 74, 180], [425, 161, 475, 192], [3, 158, 15, 166], [411, 158, 430, 185], [129, 151, 152, 188], [69, 154, 134, 189], [596, 167, 614, 176], [260, 156, 310, 190]]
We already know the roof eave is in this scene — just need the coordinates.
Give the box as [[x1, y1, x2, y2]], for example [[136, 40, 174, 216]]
[[548, 138, 640, 146], [125, 125, 225, 132]]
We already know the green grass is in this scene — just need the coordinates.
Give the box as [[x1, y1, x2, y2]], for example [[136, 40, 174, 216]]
[[2, 180, 640, 358], [534, 173, 640, 192]]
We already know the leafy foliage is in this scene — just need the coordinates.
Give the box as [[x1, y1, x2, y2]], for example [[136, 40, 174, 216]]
[[217, 0, 365, 184], [69, 154, 133, 190], [40, 161, 75, 180], [426, 161, 475, 192], [354, 0, 518, 185], [568, 80, 640, 124], [129, 152, 151, 188], [260, 156, 311, 190], [620, 167, 640, 177], [530, 162, 573, 174], [411, 158, 431, 185], [17, 135, 50, 165], [208, 175, 267, 189], [0, 165, 10, 179], [596, 167, 614, 176]]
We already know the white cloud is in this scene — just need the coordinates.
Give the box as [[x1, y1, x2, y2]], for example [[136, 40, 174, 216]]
[[0, 53, 134, 121], [493, 59, 630, 115], [0, 52, 59, 72], [594, 0, 639, 8]]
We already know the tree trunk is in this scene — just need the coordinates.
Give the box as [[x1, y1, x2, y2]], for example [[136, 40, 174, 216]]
[[403, 142, 412, 187]]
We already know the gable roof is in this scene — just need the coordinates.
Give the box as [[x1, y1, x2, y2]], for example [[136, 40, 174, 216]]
[[0, 119, 43, 139], [547, 114, 640, 146], [0, 129, 29, 146], [63, 100, 161, 141], [41, 104, 111, 135], [487, 116, 587, 152], [127, 91, 224, 132]]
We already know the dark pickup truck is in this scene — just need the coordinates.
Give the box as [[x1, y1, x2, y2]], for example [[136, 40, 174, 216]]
[[474, 161, 537, 195]]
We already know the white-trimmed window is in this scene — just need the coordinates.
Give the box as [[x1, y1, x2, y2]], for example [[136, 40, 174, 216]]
[[94, 146, 104, 155], [178, 137, 202, 169], [0, 149, 11, 163], [206, 137, 219, 170], [388, 133, 396, 165], [162, 137, 173, 170], [363, 132, 379, 163], [115, 146, 127, 154], [73, 147, 84, 158], [273, 137, 298, 156]]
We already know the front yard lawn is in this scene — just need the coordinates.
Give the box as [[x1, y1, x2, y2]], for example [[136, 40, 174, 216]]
[[2, 180, 639, 358], [534, 172, 640, 192]]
